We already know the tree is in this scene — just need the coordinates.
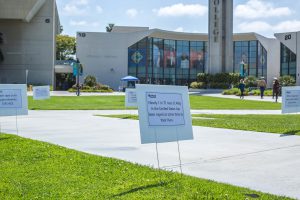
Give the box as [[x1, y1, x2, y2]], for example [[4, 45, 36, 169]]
[[106, 23, 115, 32], [56, 35, 76, 60]]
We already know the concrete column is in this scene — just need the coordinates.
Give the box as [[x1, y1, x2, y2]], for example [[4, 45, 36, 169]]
[[208, 0, 233, 74]]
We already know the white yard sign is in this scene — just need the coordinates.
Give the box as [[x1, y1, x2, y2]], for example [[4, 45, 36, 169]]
[[33, 86, 50, 100], [282, 86, 300, 114], [125, 88, 137, 107], [0, 84, 28, 116], [136, 84, 193, 144]]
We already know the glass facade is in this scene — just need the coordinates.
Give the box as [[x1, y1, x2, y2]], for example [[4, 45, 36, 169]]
[[233, 40, 267, 79], [128, 37, 207, 85], [129, 38, 269, 86], [280, 43, 296, 78]]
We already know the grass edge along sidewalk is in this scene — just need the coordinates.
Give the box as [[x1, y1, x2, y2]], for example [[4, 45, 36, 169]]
[[0, 133, 293, 199], [98, 114, 300, 136], [28, 95, 281, 110]]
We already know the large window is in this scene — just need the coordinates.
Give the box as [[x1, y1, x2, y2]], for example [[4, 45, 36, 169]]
[[190, 41, 207, 82], [128, 38, 147, 84], [176, 40, 190, 85], [281, 43, 296, 78], [128, 37, 207, 86], [233, 40, 267, 79]]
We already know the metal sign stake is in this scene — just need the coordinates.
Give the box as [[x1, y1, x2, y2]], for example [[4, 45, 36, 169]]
[[154, 128, 160, 170], [15, 109, 18, 135], [176, 127, 183, 174]]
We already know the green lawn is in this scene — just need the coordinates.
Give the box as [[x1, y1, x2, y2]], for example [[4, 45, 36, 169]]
[[0, 133, 292, 199], [28, 96, 127, 110], [28, 95, 281, 110], [99, 114, 300, 135], [189, 95, 280, 110]]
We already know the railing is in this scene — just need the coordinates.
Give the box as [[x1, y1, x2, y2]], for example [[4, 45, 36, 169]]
[[55, 60, 74, 65]]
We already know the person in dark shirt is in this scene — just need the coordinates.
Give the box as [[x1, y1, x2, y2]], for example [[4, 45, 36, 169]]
[[273, 78, 280, 103], [238, 79, 246, 99]]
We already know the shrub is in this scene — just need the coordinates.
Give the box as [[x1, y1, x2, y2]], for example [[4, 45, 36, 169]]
[[84, 75, 97, 87], [190, 81, 199, 89], [190, 82, 206, 89], [244, 76, 257, 87], [197, 73, 209, 83], [229, 73, 240, 86], [279, 75, 296, 87], [222, 88, 249, 96], [94, 83, 110, 90], [248, 89, 273, 96], [82, 85, 91, 90], [209, 82, 230, 89], [222, 88, 240, 95]]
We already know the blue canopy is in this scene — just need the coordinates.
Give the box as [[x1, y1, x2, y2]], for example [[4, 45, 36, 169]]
[[121, 76, 139, 81]]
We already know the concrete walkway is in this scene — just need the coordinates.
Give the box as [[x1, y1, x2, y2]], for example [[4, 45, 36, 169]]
[[27, 91, 282, 103], [194, 93, 283, 103], [1, 110, 299, 199], [92, 109, 283, 115], [27, 91, 124, 96]]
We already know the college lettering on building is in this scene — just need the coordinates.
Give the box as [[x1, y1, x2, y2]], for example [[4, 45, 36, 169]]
[[212, 0, 220, 42]]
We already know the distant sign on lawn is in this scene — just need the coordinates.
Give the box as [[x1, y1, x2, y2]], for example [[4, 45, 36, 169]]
[[125, 88, 137, 107], [282, 86, 300, 114], [136, 84, 193, 144], [0, 84, 28, 116], [33, 86, 50, 100]]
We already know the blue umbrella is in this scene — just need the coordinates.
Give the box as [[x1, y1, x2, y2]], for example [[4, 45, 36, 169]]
[[121, 76, 139, 81]]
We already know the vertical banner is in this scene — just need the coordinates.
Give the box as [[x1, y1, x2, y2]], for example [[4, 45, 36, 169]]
[[282, 86, 300, 114], [125, 88, 137, 107], [136, 84, 193, 144], [33, 86, 50, 100], [0, 84, 28, 116]]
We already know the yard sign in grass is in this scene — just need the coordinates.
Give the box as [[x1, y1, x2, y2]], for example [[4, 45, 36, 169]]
[[0, 84, 28, 116], [136, 84, 193, 172], [136, 84, 193, 144], [125, 88, 137, 108], [282, 86, 300, 114], [33, 86, 50, 100]]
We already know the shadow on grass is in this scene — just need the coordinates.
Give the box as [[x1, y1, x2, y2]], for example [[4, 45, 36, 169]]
[[280, 130, 300, 137], [244, 193, 260, 198], [112, 181, 171, 198], [0, 136, 10, 141]]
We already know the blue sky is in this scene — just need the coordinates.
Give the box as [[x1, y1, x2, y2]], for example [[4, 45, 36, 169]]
[[57, 0, 300, 37]]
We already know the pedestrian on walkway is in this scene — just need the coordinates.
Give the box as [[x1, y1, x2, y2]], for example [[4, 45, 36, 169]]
[[273, 77, 280, 103], [258, 77, 267, 99], [238, 79, 246, 99], [272, 77, 276, 99]]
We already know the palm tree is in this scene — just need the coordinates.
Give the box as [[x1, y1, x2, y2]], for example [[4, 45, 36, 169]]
[[106, 23, 115, 32]]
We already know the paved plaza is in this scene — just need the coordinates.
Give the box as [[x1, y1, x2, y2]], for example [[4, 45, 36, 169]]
[[1, 110, 300, 199]]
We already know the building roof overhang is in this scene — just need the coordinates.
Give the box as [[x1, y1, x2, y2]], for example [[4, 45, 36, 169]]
[[0, 0, 46, 22]]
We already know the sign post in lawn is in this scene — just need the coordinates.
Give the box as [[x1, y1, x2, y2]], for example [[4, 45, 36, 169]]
[[0, 84, 28, 135], [136, 84, 193, 173], [125, 88, 137, 108], [33, 86, 50, 100], [282, 86, 300, 114]]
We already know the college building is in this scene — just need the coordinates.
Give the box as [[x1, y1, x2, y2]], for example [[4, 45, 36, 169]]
[[1, 0, 300, 90], [76, 26, 299, 90], [0, 0, 60, 86]]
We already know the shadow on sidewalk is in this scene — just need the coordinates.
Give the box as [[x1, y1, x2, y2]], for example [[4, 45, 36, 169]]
[[280, 130, 300, 137]]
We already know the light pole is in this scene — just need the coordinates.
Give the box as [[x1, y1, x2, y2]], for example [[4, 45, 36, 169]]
[[76, 59, 80, 96]]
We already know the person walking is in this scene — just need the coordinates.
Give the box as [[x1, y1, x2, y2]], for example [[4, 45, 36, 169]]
[[273, 78, 280, 103], [258, 77, 267, 99], [238, 79, 246, 99], [272, 77, 276, 99]]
